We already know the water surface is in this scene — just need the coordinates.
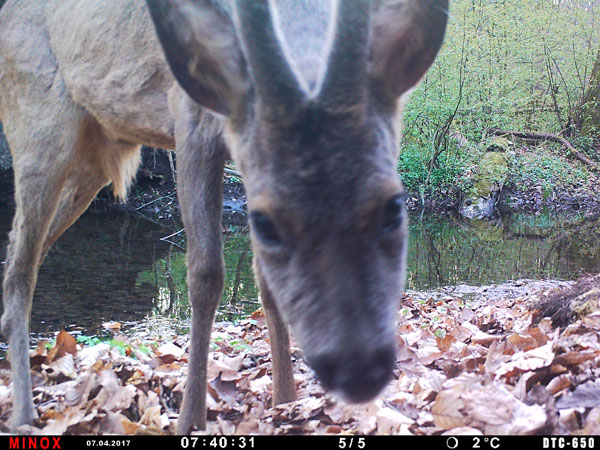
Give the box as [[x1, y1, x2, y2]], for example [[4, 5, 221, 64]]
[[1, 205, 599, 345]]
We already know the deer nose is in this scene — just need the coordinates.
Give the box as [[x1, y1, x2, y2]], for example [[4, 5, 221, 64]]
[[309, 344, 396, 403]]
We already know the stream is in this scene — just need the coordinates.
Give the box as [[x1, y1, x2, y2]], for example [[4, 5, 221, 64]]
[[0, 205, 599, 349]]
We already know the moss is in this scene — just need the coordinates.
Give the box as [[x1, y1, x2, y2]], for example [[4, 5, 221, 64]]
[[486, 136, 511, 153], [467, 151, 510, 199]]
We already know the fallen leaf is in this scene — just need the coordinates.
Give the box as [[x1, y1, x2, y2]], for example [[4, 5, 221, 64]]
[[103, 321, 122, 331], [432, 388, 465, 429], [47, 330, 78, 363]]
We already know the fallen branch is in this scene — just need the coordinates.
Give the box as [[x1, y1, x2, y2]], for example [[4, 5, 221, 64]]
[[487, 128, 600, 170], [225, 167, 242, 178]]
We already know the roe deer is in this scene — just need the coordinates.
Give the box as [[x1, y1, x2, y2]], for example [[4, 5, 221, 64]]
[[0, 0, 448, 433]]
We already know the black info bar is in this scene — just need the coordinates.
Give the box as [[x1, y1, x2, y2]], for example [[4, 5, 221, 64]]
[[1, 436, 597, 450]]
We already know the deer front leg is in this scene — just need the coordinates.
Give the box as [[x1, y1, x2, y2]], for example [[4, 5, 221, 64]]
[[254, 259, 297, 406], [174, 108, 225, 434]]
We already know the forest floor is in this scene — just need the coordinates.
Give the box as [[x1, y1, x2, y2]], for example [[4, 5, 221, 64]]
[[2, 277, 600, 435], [0, 148, 599, 435]]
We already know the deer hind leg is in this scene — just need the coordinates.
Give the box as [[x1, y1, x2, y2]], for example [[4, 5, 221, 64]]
[[2, 109, 139, 429], [1, 104, 87, 429], [42, 124, 141, 259]]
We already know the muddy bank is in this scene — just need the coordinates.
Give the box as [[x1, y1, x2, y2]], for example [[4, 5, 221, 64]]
[[1, 144, 598, 223], [128, 278, 578, 343], [406, 278, 575, 310], [113, 174, 600, 226], [404, 181, 600, 217]]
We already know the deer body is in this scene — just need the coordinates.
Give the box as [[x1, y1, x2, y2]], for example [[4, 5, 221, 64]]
[[0, 0, 447, 433]]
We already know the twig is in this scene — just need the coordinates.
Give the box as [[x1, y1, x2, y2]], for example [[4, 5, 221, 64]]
[[160, 228, 185, 241], [167, 150, 176, 182], [159, 239, 185, 250], [135, 194, 175, 211]]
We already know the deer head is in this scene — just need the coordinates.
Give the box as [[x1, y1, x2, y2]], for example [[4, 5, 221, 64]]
[[147, 0, 448, 402]]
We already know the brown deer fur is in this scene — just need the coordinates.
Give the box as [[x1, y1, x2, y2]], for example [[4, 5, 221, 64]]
[[0, 0, 448, 433]]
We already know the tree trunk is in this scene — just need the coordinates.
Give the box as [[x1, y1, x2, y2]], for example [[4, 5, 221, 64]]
[[578, 49, 600, 140]]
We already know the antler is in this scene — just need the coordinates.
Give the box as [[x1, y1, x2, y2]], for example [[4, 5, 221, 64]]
[[318, 0, 371, 111], [234, 0, 305, 117]]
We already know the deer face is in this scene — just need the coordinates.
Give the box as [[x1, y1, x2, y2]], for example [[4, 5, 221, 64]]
[[226, 101, 407, 400]]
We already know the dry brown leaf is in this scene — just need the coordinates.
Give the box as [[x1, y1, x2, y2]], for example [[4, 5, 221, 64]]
[[234, 417, 261, 435], [432, 388, 466, 429], [553, 350, 599, 367], [103, 321, 122, 331], [64, 372, 97, 407], [583, 406, 600, 434], [44, 354, 76, 379], [89, 370, 136, 414], [442, 426, 483, 435], [250, 309, 267, 327], [462, 385, 547, 435], [561, 407, 584, 432], [12, 279, 600, 436], [494, 342, 554, 378], [471, 330, 502, 346], [375, 406, 414, 434], [557, 379, 600, 409], [140, 405, 163, 428], [249, 374, 272, 394], [47, 330, 78, 363], [79, 343, 110, 370], [207, 354, 244, 382], [582, 313, 600, 329], [507, 333, 539, 351], [546, 374, 571, 395], [436, 333, 456, 352], [157, 342, 185, 359], [98, 411, 126, 434]]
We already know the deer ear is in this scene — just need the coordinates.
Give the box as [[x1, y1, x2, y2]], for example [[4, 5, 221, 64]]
[[146, 0, 248, 116], [370, 0, 448, 100]]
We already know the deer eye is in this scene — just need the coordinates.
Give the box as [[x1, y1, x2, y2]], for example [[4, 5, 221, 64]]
[[382, 194, 407, 233], [250, 211, 282, 246]]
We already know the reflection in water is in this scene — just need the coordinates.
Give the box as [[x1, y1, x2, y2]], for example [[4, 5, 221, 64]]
[[1, 206, 600, 344], [0, 207, 174, 338], [406, 212, 600, 289]]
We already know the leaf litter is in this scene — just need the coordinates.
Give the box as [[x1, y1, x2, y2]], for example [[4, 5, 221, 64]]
[[1, 278, 600, 435]]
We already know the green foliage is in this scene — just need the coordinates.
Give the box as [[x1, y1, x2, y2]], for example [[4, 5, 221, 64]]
[[509, 148, 588, 194], [211, 335, 252, 353], [76, 335, 155, 357], [77, 335, 103, 347], [398, 143, 472, 196], [400, 0, 599, 196], [412, 0, 597, 134]]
